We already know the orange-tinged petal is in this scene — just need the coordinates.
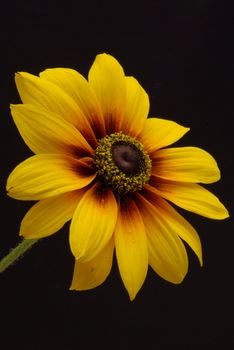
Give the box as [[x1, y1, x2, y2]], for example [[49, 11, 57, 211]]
[[20, 190, 85, 239], [15, 72, 97, 147], [135, 192, 189, 283], [10, 104, 93, 156], [70, 238, 114, 291], [120, 76, 149, 137], [139, 118, 189, 154], [69, 182, 117, 262], [150, 177, 229, 220], [40, 68, 106, 139], [88, 53, 126, 134], [152, 146, 220, 183], [114, 196, 148, 301], [7, 154, 95, 200]]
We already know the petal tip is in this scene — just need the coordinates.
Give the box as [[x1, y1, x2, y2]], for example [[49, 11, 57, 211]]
[[222, 208, 230, 219], [6, 183, 13, 197], [10, 103, 17, 110], [174, 277, 186, 285], [129, 294, 136, 302], [214, 201, 230, 220], [126, 287, 138, 301], [15, 72, 25, 81], [170, 271, 188, 284], [69, 283, 76, 291], [69, 245, 92, 264]]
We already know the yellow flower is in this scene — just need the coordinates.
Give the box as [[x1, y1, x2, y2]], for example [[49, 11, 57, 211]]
[[7, 53, 229, 300]]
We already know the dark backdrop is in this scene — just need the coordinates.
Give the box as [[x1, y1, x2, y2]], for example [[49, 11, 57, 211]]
[[1, 1, 233, 348]]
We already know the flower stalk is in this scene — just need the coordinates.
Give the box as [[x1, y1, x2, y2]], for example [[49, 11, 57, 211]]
[[0, 239, 38, 273]]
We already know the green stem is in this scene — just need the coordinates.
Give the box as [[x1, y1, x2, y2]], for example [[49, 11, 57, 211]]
[[0, 239, 38, 273]]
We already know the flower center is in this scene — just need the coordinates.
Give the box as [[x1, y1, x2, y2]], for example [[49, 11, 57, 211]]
[[112, 143, 143, 175], [93, 132, 152, 195]]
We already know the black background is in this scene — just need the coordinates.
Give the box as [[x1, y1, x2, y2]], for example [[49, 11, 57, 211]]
[[1, 1, 233, 348]]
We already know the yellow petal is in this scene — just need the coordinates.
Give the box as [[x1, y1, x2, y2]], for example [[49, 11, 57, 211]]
[[88, 53, 126, 134], [20, 190, 84, 239], [135, 192, 189, 282], [141, 185, 203, 266], [150, 178, 229, 220], [70, 238, 114, 291], [40, 68, 106, 139], [15, 72, 97, 147], [10, 104, 93, 156], [7, 154, 95, 200], [139, 118, 189, 154], [69, 182, 117, 262], [152, 146, 220, 183], [114, 196, 148, 301], [120, 76, 149, 137]]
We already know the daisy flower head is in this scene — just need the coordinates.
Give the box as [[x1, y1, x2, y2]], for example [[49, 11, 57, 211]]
[[7, 53, 229, 300]]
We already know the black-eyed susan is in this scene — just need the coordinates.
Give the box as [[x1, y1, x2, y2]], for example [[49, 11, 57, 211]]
[[5, 53, 229, 300]]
